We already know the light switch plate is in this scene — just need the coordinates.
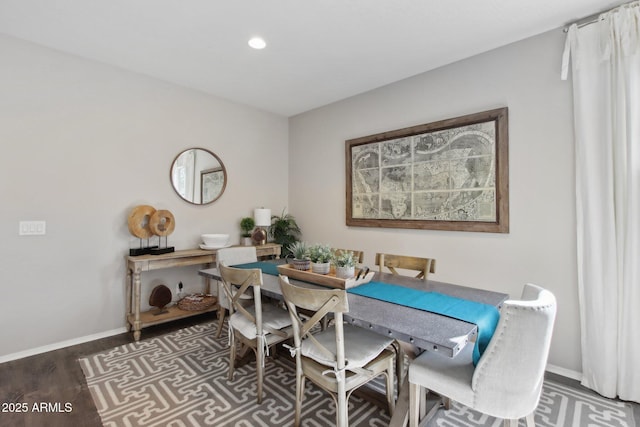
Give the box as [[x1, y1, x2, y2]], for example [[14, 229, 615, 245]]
[[19, 221, 46, 235]]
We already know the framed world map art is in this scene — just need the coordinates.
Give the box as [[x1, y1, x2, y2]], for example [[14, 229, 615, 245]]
[[345, 107, 509, 233]]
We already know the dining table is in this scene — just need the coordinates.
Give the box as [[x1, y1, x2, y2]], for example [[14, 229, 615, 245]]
[[199, 260, 508, 426]]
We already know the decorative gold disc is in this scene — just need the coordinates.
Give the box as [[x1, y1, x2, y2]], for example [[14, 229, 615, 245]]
[[127, 205, 156, 239], [149, 209, 176, 236]]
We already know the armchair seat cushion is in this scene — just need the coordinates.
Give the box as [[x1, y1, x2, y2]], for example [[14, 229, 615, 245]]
[[409, 340, 475, 408], [301, 323, 394, 369]]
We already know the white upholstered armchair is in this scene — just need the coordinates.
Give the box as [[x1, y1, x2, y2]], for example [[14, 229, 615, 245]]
[[409, 283, 557, 427]]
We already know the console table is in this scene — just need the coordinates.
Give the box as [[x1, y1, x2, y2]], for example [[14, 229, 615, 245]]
[[125, 243, 281, 340]]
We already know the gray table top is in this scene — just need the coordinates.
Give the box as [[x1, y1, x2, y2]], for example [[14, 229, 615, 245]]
[[199, 265, 508, 358]]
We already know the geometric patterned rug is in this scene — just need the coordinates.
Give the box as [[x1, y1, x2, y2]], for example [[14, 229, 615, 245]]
[[425, 380, 637, 427], [79, 321, 390, 426], [79, 321, 636, 427]]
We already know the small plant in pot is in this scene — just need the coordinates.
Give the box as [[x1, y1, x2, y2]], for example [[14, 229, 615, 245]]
[[240, 217, 255, 246], [308, 244, 333, 275], [287, 241, 310, 271], [332, 250, 357, 279]]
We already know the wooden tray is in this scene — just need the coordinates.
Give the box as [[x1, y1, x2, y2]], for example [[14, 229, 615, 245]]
[[276, 264, 374, 290]]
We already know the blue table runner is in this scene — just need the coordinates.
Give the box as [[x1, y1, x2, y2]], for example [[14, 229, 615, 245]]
[[348, 281, 500, 365], [232, 261, 280, 277]]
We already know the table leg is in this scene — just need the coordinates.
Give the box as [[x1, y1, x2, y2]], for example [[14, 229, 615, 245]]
[[390, 341, 420, 427], [133, 268, 142, 341], [395, 374, 445, 426], [396, 341, 405, 386], [204, 276, 211, 294], [389, 377, 409, 427], [126, 268, 133, 331]]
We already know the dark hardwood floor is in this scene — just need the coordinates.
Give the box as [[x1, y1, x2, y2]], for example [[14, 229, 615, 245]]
[[1, 312, 638, 427], [0, 313, 215, 427]]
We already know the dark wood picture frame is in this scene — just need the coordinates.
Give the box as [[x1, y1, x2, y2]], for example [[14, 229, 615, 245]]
[[346, 107, 509, 233]]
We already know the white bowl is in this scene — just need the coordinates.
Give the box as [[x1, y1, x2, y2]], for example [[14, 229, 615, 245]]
[[201, 233, 230, 248]]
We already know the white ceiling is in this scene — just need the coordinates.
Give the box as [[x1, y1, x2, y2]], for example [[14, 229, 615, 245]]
[[0, 0, 625, 116]]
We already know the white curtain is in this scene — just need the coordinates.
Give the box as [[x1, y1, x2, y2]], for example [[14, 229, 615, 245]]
[[562, 1, 640, 402]]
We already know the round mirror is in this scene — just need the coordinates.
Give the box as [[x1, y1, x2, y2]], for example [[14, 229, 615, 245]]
[[170, 148, 227, 205]]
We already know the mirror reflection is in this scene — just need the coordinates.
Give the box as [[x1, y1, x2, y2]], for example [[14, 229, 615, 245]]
[[170, 148, 227, 205]]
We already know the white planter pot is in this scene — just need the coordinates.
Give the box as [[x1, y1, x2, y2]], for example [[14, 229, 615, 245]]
[[241, 237, 253, 246], [311, 261, 331, 275], [335, 265, 355, 279]]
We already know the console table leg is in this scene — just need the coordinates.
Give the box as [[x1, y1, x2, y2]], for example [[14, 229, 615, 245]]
[[133, 269, 142, 341], [126, 268, 133, 331]]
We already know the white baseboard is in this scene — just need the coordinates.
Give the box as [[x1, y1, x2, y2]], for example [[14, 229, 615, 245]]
[[546, 363, 582, 381], [0, 327, 128, 364]]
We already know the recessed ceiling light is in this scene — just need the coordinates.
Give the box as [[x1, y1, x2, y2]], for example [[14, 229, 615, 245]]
[[248, 37, 266, 50]]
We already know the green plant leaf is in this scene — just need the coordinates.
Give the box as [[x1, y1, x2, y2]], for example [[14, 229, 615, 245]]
[[269, 208, 302, 258]]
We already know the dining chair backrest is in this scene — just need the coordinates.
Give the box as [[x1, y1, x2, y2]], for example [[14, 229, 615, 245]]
[[216, 246, 258, 267], [471, 283, 557, 418], [279, 275, 349, 359], [214, 247, 258, 337], [218, 264, 264, 331], [332, 248, 364, 264], [375, 253, 436, 282]]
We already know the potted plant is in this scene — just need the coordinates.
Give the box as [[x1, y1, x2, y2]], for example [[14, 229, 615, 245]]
[[288, 241, 310, 271], [269, 209, 302, 258], [308, 243, 333, 274], [240, 217, 255, 246], [332, 250, 357, 279]]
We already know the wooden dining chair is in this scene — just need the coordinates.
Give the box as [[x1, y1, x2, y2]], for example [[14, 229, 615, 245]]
[[332, 248, 364, 264], [215, 247, 257, 338], [375, 253, 436, 282], [278, 275, 396, 427], [219, 264, 294, 404]]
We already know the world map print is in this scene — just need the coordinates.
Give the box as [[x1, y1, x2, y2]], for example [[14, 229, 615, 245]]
[[351, 121, 496, 221]]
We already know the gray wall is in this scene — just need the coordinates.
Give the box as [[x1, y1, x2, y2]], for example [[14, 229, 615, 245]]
[[0, 34, 289, 359], [288, 28, 580, 376]]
